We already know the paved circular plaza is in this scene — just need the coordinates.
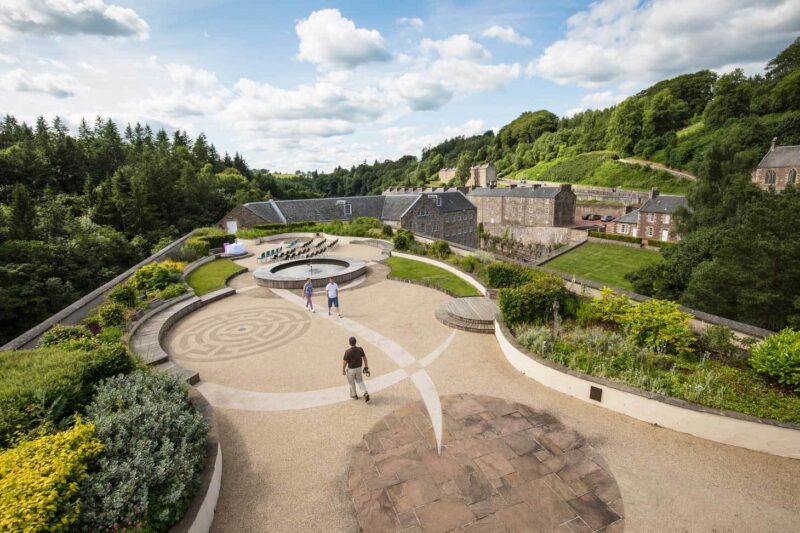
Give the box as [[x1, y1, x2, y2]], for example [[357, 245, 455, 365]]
[[160, 236, 800, 532], [349, 394, 623, 532]]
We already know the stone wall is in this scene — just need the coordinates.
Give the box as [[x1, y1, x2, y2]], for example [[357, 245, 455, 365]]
[[481, 223, 587, 247], [576, 203, 629, 220], [752, 166, 797, 192], [218, 204, 269, 231]]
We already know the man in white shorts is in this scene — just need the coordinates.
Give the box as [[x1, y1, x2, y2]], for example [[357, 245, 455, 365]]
[[326, 277, 341, 317]]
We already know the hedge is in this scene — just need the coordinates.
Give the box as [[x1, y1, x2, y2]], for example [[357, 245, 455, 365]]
[[0, 420, 102, 532], [0, 344, 134, 448], [79, 371, 208, 531], [498, 273, 569, 325], [588, 231, 643, 245], [485, 262, 537, 288], [130, 260, 184, 293]]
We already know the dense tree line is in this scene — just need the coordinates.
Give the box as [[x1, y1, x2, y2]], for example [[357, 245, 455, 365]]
[[0, 118, 318, 344]]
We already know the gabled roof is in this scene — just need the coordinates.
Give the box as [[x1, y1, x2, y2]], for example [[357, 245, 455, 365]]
[[467, 186, 563, 199], [757, 145, 800, 168], [639, 195, 687, 214], [434, 191, 477, 213], [382, 194, 419, 221], [614, 210, 639, 224], [244, 200, 284, 223], [272, 195, 385, 223]]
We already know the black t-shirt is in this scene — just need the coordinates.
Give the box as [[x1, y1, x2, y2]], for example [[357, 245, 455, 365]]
[[343, 346, 365, 369]]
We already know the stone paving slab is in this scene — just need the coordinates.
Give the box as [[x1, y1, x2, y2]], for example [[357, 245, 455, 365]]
[[348, 394, 624, 532]]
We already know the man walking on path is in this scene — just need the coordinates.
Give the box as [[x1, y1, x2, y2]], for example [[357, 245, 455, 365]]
[[342, 336, 369, 402], [303, 278, 315, 313], [326, 278, 341, 317]]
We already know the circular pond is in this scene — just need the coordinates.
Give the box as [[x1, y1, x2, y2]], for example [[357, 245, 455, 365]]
[[254, 256, 367, 289]]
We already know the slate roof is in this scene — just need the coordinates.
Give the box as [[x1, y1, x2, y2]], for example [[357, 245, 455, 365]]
[[467, 186, 563, 199], [381, 194, 419, 221], [244, 200, 285, 223], [757, 145, 800, 168], [614, 210, 639, 224], [639, 195, 687, 214], [242, 191, 474, 225]]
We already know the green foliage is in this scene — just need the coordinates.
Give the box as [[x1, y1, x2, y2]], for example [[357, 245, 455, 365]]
[[588, 231, 642, 245], [0, 344, 134, 448], [626, 299, 695, 355], [0, 420, 102, 532], [498, 273, 567, 325], [696, 325, 740, 360], [577, 288, 634, 328], [79, 371, 208, 531], [130, 261, 183, 293], [184, 237, 211, 257], [186, 258, 245, 296], [496, 110, 559, 150], [106, 283, 137, 308], [703, 69, 753, 128], [381, 224, 393, 237], [537, 151, 615, 183], [485, 262, 536, 288], [430, 240, 452, 259], [384, 256, 479, 297], [514, 323, 800, 423], [97, 302, 125, 327], [39, 324, 92, 348], [157, 283, 187, 300], [392, 229, 415, 251], [751, 329, 800, 391], [192, 227, 236, 249]]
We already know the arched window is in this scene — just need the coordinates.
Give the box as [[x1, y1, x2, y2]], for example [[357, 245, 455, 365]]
[[789, 168, 797, 185], [765, 170, 776, 185]]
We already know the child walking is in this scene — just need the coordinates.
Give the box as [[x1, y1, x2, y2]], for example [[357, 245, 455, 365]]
[[303, 278, 315, 313]]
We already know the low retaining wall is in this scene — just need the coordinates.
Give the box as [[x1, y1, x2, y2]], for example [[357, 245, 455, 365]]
[[390, 251, 486, 296], [494, 320, 800, 459]]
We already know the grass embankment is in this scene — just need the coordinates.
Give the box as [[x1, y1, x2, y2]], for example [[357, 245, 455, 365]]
[[543, 242, 661, 291], [186, 259, 246, 296], [509, 151, 692, 194], [385, 256, 480, 297]]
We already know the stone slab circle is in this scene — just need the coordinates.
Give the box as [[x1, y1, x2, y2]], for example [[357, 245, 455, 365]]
[[347, 394, 624, 533], [253, 255, 367, 289]]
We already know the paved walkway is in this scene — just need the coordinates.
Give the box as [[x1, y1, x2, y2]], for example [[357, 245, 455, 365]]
[[160, 237, 800, 532]]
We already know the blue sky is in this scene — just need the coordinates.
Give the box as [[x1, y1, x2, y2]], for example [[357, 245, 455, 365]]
[[1, 0, 799, 171]]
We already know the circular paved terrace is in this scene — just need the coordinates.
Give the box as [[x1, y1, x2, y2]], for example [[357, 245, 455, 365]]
[[161, 236, 800, 532]]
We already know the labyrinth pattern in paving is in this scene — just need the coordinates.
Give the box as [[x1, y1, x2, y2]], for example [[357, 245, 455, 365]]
[[172, 307, 310, 362]]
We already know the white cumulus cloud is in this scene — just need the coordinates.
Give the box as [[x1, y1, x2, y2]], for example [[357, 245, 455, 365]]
[[421, 34, 490, 61], [133, 61, 229, 117], [482, 25, 531, 46], [397, 17, 424, 29], [0, 0, 149, 40], [1, 68, 78, 97], [296, 9, 391, 70], [527, 0, 800, 88]]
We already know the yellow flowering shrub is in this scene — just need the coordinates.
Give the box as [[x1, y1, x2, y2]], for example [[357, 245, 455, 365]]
[[0, 421, 102, 532]]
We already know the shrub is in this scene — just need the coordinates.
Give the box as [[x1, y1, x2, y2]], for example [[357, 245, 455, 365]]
[[106, 283, 137, 308], [516, 324, 554, 356], [79, 371, 208, 531], [183, 237, 210, 257], [39, 324, 92, 348], [499, 274, 567, 325], [157, 283, 187, 300], [0, 346, 134, 447], [751, 328, 800, 391], [131, 261, 183, 293], [473, 251, 494, 264], [458, 255, 478, 273], [626, 299, 694, 356], [98, 303, 126, 328], [588, 231, 642, 245], [577, 288, 634, 328], [430, 240, 452, 259], [382, 224, 393, 236], [0, 420, 102, 531], [485, 262, 535, 288], [393, 229, 415, 251], [697, 325, 740, 360]]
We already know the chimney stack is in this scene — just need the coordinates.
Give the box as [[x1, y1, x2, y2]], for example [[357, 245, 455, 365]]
[[650, 187, 660, 199], [771, 137, 778, 151]]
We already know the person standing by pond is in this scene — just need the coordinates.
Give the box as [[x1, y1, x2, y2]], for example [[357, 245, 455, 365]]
[[342, 336, 369, 402], [303, 278, 315, 313], [326, 277, 341, 317]]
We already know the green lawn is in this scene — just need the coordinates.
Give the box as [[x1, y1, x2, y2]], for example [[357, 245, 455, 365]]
[[543, 242, 661, 291], [186, 259, 246, 296], [385, 256, 480, 297]]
